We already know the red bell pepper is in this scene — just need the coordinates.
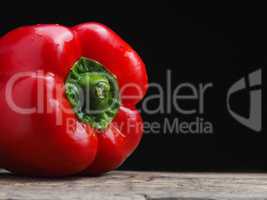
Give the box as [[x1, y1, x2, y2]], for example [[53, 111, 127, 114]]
[[0, 22, 148, 176]]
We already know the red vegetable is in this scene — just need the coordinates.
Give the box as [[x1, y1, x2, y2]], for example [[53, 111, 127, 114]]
[[0, 22, 148, 176]]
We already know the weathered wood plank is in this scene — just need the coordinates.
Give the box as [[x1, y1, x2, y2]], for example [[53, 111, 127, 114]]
[[1, 169, 267, 199]]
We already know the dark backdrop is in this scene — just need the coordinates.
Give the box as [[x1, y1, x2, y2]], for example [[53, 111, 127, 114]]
[[1, 2, 266, 171]]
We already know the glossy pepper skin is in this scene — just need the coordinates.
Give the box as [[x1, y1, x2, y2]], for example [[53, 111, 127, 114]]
[[0, 23, 148, 176]]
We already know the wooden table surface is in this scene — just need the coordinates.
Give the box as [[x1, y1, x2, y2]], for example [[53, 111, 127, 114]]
[[1, 169, 267, 199]]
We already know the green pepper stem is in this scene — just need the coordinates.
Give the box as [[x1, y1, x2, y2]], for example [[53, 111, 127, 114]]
[[65, 57, 120, 130], [78, 72, 111, 112]]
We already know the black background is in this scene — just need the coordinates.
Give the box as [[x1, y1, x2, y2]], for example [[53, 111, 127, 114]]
[[1, 2, 266, 171]]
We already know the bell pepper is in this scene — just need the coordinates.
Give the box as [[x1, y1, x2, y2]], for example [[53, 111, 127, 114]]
[[0, 22, 148, 176]]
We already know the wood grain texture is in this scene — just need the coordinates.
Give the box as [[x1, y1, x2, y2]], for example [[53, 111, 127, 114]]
[[1, 169, 267, 199]]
